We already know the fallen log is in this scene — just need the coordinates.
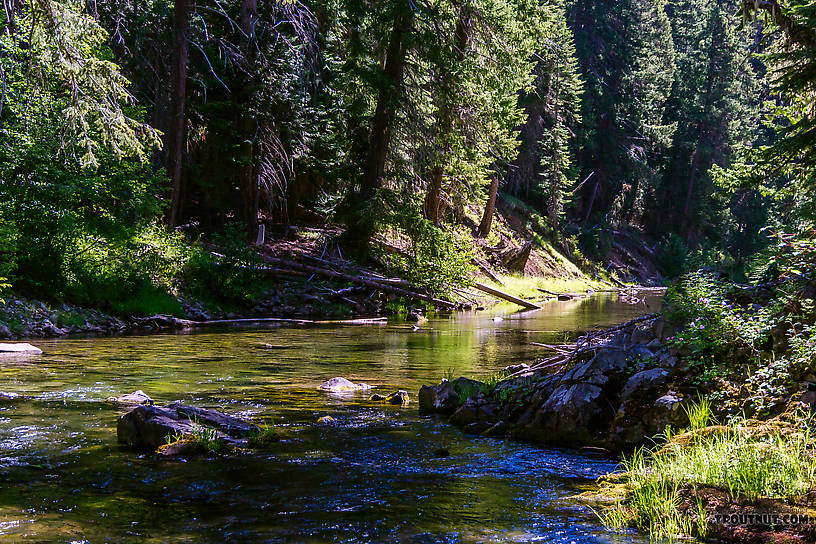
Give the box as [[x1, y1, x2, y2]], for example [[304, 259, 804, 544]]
[[472, 258, 504, 285], [472, 281, 540, 310], [263, 256, 459, 310], [182, 316, 389, 327]]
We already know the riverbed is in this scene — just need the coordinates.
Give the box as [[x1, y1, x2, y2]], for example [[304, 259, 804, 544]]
[[0, 294, 662, 543]]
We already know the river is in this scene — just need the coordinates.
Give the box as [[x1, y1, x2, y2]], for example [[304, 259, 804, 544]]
[[0, 293, 663, 543]]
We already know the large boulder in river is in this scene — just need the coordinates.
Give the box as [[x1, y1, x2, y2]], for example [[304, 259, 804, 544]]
[[0, 343, 42, 355], [117, 404, 258, 450], [319, 377, 371, 393], [512, 347, 631, 448]]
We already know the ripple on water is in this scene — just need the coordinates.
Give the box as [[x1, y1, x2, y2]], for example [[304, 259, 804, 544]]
[[0, 294, 661, 543]]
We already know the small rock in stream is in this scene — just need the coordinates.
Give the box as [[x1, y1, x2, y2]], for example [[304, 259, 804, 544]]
[[319, 377, 372, 393], [107, 390, 154, 406], [0, 343, 43, 354], [386, 390, 410, 405]]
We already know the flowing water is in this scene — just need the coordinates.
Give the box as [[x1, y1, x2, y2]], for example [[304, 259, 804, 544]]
[[0, 294, 663, 543]]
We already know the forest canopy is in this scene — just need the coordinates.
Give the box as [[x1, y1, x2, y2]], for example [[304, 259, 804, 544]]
[[0, 0, 814, 308]]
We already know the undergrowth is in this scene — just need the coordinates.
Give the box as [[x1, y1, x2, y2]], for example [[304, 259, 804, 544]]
[[597, 400, 816, 541]]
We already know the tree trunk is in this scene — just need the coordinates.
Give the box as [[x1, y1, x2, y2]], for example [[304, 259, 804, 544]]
[[238, 0, 259, 238], [348, 4, 412, 247], [167, 0, 189, 227], [583, 176, 600, 223], [423, 6, 471, 226], [478, 174, 499, 237], [683, 144, 701, 218]]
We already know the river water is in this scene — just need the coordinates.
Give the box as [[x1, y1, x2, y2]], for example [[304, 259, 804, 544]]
[[0, 294, 662, 543]]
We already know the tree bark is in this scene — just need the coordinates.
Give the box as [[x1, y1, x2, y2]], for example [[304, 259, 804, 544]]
[[477, 174, 499, 237], [167, 0, 189, 227], [347, 3, 412, 247], [238, 0, 259, 238], [423, 5, 471, 226]]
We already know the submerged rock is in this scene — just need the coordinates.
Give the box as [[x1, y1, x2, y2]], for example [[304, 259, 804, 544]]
[[0, 343, 42, 354], [319, 377, 372, 393], [317, 415, 335, 424]]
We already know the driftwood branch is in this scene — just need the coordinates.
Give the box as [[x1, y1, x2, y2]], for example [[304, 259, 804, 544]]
[[503, 312, 662, 380], [472, 281, 540, 310], [181, 316, 389, 327]]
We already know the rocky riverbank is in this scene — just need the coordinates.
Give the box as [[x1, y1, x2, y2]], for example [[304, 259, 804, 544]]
[[419, 317, 691, 453], [0, 285, 396, 340]]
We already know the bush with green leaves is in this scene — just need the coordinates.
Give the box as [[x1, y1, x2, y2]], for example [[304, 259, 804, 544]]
[[60, 225, 188, 316], [376, 191, 474, 297]]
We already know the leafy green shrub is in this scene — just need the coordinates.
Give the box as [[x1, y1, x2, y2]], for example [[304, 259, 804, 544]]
[[61, 225, 188, 316], [376, 192, 473, 297], [577, 224, 612, 260], [183, 223, 269, 306]]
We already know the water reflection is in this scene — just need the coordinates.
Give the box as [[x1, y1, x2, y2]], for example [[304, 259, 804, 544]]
[[0, 294, 661, 542]]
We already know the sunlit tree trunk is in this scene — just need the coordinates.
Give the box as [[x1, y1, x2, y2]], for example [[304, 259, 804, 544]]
[[477, 174, 499, 237]]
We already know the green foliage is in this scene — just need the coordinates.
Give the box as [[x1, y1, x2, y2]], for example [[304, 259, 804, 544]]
[[247, 422, 280, 448], [657, 233, 688, 278], [60, 226, 187, 316], [166, 418, 226, 455], [599, 406, 816, 540], [377, 193, 474, 297], [183, 224, 269, 306]]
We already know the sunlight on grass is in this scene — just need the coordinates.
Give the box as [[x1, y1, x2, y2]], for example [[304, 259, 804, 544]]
[[596, 400, 816, 541], [487, 274, 603, 300]]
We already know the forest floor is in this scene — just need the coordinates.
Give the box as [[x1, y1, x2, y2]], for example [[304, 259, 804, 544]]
[[0, 199, 657, 340]]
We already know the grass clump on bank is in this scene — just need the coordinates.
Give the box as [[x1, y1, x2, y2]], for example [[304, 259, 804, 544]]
[[596, 400, 816, 541]]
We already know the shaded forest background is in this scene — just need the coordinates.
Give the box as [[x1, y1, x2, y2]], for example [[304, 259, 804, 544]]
[[0, 0, 814, 312]]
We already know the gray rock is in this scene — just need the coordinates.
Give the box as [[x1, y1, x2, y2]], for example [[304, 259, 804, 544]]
[[169, 402, 258, 438], [610, 377, 687, 449], [107, 390, 154, 406], [620, 368, 668, 400], [0, 343, 42, 354], [519, 383, 607, 447], [419, 381, 459, 414], [561, 348, 628, 386], [449, 397, 497, 427], [0, 324, 11, 339], [319, 377, 372, 393], [117, 404, 257, 450], [385, 390, 409, 405]]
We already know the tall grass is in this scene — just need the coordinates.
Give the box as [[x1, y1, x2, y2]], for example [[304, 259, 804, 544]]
[[598, 400, 816, 540]]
